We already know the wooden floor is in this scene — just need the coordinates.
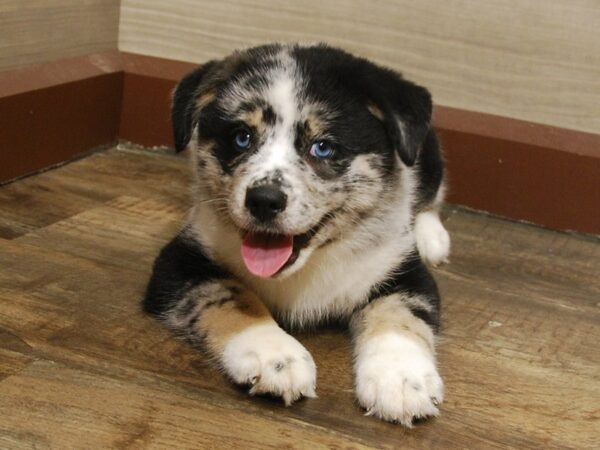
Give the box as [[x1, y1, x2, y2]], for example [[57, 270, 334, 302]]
[[1, 146, 598, 449]]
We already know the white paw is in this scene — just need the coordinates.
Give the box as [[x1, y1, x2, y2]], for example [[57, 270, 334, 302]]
[[415, 211, 450, 266], [355, 333, 444, 427], [222, 323, 317, 405]]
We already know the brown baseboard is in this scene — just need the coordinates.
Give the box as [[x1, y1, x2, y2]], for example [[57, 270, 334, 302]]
[[119, 52, 195, 148], [1, 51, 598, 234], [0, 51, 123, 183], [435, 107, 600, 234]]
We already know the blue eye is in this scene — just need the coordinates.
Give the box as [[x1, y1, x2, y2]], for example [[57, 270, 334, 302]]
[[233, 130, 252, 150], [309, 141, 335, 159]]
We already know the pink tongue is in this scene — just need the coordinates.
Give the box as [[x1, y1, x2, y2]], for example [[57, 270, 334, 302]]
[[241, 233, 294, 278]]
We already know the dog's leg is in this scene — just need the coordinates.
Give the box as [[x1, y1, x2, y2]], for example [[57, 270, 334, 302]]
[[350, 263, 443, 426], [415, 209, 450, 266], [144, 232, 317, 405], [413, 130, 450, 266], [351, 296, 443, 426]]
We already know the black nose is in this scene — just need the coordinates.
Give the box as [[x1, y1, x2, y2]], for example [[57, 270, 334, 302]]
[[245, 185, 287, 221]]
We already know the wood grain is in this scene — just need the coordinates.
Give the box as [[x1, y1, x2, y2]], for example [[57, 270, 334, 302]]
[[0, 146, 599, 448], [0, 148, 190, 238], [118, 0, 600, 135], [0, 0, 120, 71]]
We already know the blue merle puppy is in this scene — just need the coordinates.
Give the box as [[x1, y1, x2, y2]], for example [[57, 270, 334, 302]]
[[144, 43, 450, 427]]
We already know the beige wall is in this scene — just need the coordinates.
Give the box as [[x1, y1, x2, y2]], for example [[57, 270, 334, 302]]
[[118, 0, 600, 135], [0, 0, 120, 71]]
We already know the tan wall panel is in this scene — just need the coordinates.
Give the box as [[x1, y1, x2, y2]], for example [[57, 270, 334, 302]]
[[118, 0, 600, 134], [0, 0, 120, 71]]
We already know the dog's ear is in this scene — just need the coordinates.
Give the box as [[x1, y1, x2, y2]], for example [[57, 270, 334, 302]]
[[353, 63, 433, 166], [171, 61, 219, 152]]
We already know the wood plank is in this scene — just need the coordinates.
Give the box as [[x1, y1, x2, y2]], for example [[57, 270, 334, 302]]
[[0, 153, 599, 448], [0, 328, 36, 382], [0, 148, 190, 238], [0, 361, 372, 449], [118, 0, 600, 135]]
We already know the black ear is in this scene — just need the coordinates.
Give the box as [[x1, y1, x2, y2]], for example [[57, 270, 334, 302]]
[[171, 61, 218, 152], [355, 63, 433, 166]]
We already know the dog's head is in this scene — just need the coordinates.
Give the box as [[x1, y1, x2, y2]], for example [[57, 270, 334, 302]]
[[173, 44, 432, 279]]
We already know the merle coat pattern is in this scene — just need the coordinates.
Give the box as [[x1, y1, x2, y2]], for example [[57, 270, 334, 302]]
[[144, 43, 450, 426]]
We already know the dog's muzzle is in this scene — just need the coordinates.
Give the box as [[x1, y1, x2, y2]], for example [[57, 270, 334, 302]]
[[240, 184, 296, 278]]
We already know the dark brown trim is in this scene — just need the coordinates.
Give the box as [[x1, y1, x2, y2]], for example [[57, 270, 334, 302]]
[[1, 51, 598, 234], [0, 51, 122, 98], [119, 72, 177, 148], [434, 106, 600, 159], [438, 125, 600, 235], [120, 52, 196, 81], [118, 53, 195, 148], [434, 106, 600, 234], [0, 51, 123, 183]]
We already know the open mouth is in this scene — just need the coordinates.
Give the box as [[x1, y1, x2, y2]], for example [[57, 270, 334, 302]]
[[240, 227, 318, 278], [241, 233, 296, 278]]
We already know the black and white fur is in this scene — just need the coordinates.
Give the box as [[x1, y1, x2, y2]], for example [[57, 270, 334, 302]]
[[144, 43, 450, 426]]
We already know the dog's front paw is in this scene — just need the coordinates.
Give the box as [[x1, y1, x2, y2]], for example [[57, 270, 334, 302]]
[[222, 323, 317, 405], [415, 211, 450, 266], [355, 333, 443, 427]]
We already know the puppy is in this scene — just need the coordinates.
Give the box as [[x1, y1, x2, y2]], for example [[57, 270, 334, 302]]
[[144, 43, 450, 426]]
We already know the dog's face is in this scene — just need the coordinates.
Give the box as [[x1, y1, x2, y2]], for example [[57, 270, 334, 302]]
[[173, 44, 432, 279]]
